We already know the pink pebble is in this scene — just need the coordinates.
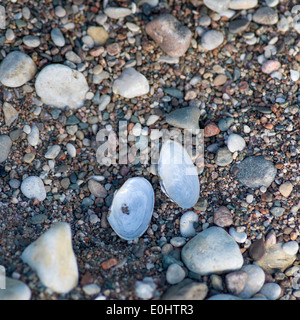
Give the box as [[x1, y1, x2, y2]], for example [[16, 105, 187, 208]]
[[261, 60, 281, 74]]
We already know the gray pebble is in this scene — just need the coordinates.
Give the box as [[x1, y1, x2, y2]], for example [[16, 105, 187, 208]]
[[166, 263, 186, 284], [51, 27, 65, 47]]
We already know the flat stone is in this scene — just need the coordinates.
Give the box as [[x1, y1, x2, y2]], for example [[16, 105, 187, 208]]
[[213, 74, 227, 86], [249, 237, 266, 260], [21, 222, 79, 294], [253, 7, 278, 25], [21, 176, 46, 201], [181, 227, 244, 275], [0, 135, 12, 163], [238, 265, 265, 299], [0, 51, 37, 87], [262, 60, 281, 74], [229, 0, 258, 10], [215, 147, 233, 166], [234, 156, 277, 189], [204, 0, 230, 13], [145, 14, 192, 57], [50, 27, 65, 47], [166, 106, 201, 131], [166, 263, 186, 284], [35, 64, 89, 109], [229, 18, 250, 34], [3, 102, 18, 126], [112, 68, 149, 98], [201, 30, 224, 51], [0, 278, 31, 300], [88, 179, 107, 198], [45, 145, 61, 159], [104, 7, 132, 19], [87, 26, 109, 45], [23, 35, 40, 48], [162, 278, 208, 300]]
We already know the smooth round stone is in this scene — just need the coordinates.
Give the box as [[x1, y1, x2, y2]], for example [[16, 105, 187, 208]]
[[135, 277, 157, 300], [238, 265, 265, 299], [180, 211, 198, 237], [0, 51, 37, 87], [218, 117, 234, 131], [266, 0, 279, 7], [166, 106, 201, 131], [21, 222, 79, 294], [66, 143, 76, 157], [104, 7, 132, 19], [279, 182, 293, 197], [270, 206, 285, 217], [259, 283, 281, 300], [0, 278, 31, 300], [23, 35, 40, 48], [213, 206, 233, 227], [87, 26, 109, 45], [201, 30, 224, 50], [204, 0, 230, 13], [50, 27, 65, 47], [82, 283, 101, 296], [234, 156, 277, 189], [215, 147, 233, 166], [27, 124, 39, 146], [253, 7, 278, 25], [170, 237, 186, 247], [182, 227, 244, 275], [282, 241, 299, 256], [166, 263, 186, 285], [229, 18, 250, 34], [21, 176, 46, 201], [88, 179, 107, 198], [45, 145, 61, 159], [208, 294, 241, 300], [225, 270, 248, 295], [145, 14, 192, 57], [5, 28, 15, 41], [227, 133, 246, 153], [229, 0, 258, 10], [262, 60, 281, 74], [0, 135, 12, 163], [35, 64, 89, 109], [229, 227, 247, 243], [112, 68, 149, 99]]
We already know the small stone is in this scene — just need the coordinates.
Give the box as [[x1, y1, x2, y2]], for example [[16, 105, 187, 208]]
[[51, 27, 65, 47], [290, 70, 300, 82], [253, 7, 278, 25], [162, 279, 208, 300], [204, 0, 230, 13], [0, 278, 31, 300], [225, 271, 248, 296], [180, 211, 199, 237], [204, 123, 220, 137], [145, 14, 192, 57], [0, 135, 12, 163], [66, 143, 77, 158], [146, 115, 159, 126], [135, 277, 157, 300], [106, 42, 120, 56], [227, 133, 246, 153], [23, 153, 35, 164], [104, 7, 132, 19], [229, 19, 250, 34], [238, 265, 265, 299], [282, 241, 299, 256], [201, 30, 224, 51], [213, 74, 227, 86], [166, 263, 186, 284], [5, 29, 15, 41], [65, 51, 81, 64], [279, 182, 293, 197], [88, 179, 108, 198], [213, 206, 233, 227], [61, 178, 70, 189], [101, 258, 118, 270], [170, 237, 186, 247], [266, 0, 279, 7], [27, 124, 39, 146], [0, 51, 37, 88], [0, 5, 5, 29], [259, 283, 281, 300], [83, 283, 101, 296], [215, 147, 233, 167], [218, 117, 234, 131], [21, 176, 46, 201], [270, 206, 285, 217], [262, 60, 281, 74], [249, 238, 266, 260], [21, 222, 79, 294], [166, 106, 201, 131], [265, 230, 277, 249], [87, 26, 109, 45], [23, 35, 40, 48], [3, 102, 18, 126], [229, 227, 247, 244], [35, 64, 89, 109], [45, 145, 61, 159], [229, 0, 258, 10], [54, 5, 66, 17], [112, 68, 149, 99]]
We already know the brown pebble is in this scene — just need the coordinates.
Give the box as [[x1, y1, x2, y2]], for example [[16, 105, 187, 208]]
[[204, 123, 220, 137], [101, 258, 118, 270], [213, 206, 233, 227], [249, 237, 266, 260], [213, 74, 227, 86], [279, 182, 293, 198]]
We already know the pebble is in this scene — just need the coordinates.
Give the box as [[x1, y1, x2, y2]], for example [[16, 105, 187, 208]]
[[104, 7, 132, 20], [204, 123, 220, 137], [112, 68, 149, 99], [290, 70, 300, 82], [266, 0, 279, 7], [88, 179, 107, 198], [35, 64, 89, 109], [229, 0, 258, 10], [226, 133, 246, 153], [204, 0, 230, 13], [253, 7, 278, 25], [270, 206, 285, 217], [146, 115, 159, 126], [21, 222, 79, 294], [146, 14, 192, 57], [238, 265, 265, 299], [23, 153, 35, 164], [0, 135, 12, 163], [66, 143, 77, 158], [23, 35, 40, 48], [0, 51, 37, 88], [215, 147, 233, 166], [213, 74, 227, 86], [229, 19, 250, 34], [45, 145, 61, 159], [162, 279, 208, 300], [229, 227, 247, 243], [0, 5, 5, 29], [261, 60, 281, 74], [180, 211, 199, 237], [0, 278, 31, 300], [27, 124, 39, 147], [5, 28, 15, 41], [21, 176, 46, 201], [279, 182, 293, 197], [3, 102, 18, 126], [170, 237, 186, 247], [87, 26, 109, 45], [134, 277, 157, 300], [259, 283, 281, 300], [282, 241, 299, 256], [201, 30, 224, 51], [181, 227, 244, 275], [50, 27, 65, 47], [166, 263, 186, 284], [234, 156, 277, 189], [166, 106, 201, 131], [225, 270, 248, 295], [82, 283, 101, 296], [218, 117, 234, 131], [213, 206, 233, 227], [249, 238, 266, 260]]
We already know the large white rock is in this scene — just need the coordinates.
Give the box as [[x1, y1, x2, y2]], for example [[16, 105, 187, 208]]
[[0, 278, 31, 300], [181, 226, 244, 275], [0, 51, 37, 87], [35, 64, 89, 109], [112, 68, 149, 99], [21, 222, 79, 294], [21, 176, 46, 201]]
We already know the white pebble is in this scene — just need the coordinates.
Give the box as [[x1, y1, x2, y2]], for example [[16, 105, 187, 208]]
[[259, 283, 282, 300], [180, 211, 198, 237], [135, 277, 157, 300], [290, 70, 300, 82], [66, 143, 77, 158], [227, 133, 246, 153], [282, 241, 299, 256], [229, 227, 247, 243]]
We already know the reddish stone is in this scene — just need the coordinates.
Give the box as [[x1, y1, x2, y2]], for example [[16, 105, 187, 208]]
[[101, 258, 118, 270], [213, 206, 233, 227], [204, 123, 220, 137], [261, 60, 281, 74]]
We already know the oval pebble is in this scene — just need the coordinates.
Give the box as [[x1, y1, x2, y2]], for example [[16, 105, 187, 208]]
[[282, 241, 299, 256], [21, 176, 46, 201], [238, 265, 265, 299], [180, 211, 199, 237], [166, 263, 186, 285], [229, 227, 247, 244], [227, 133, 246, 153], [259, 283, 282, 300]]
